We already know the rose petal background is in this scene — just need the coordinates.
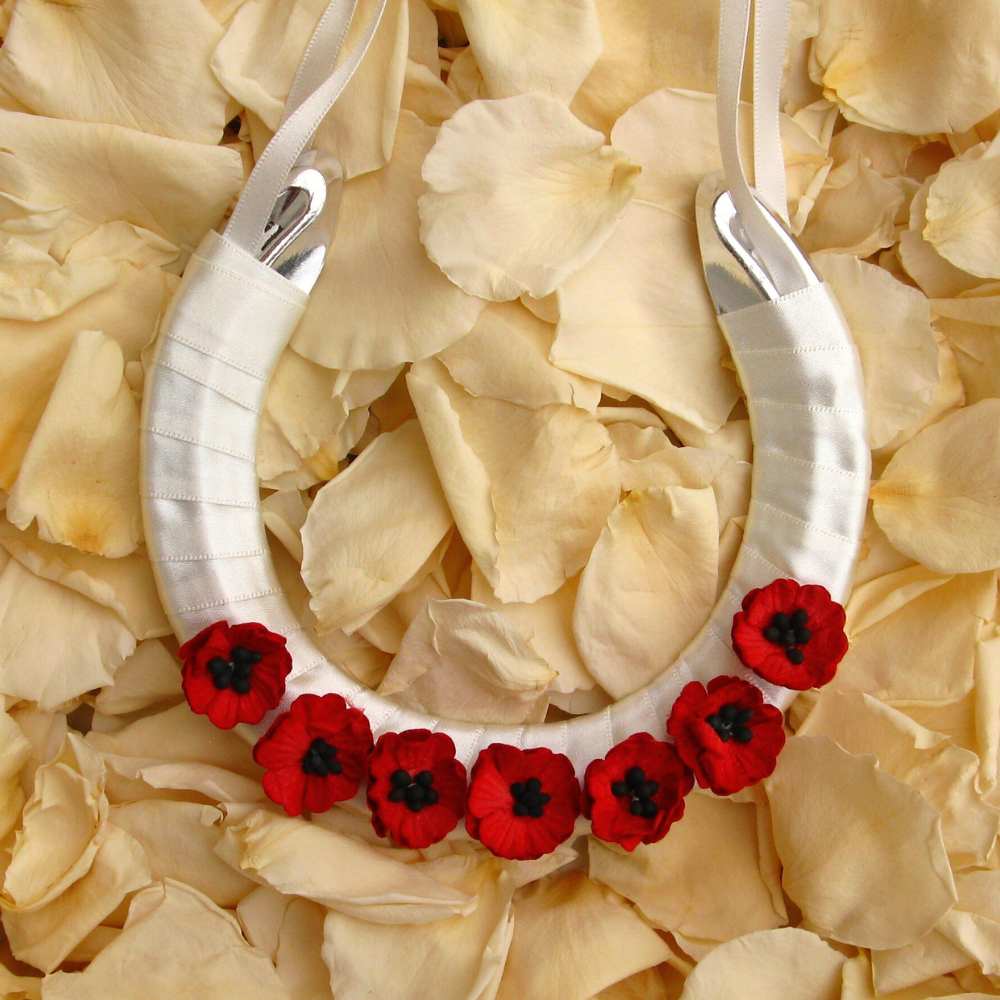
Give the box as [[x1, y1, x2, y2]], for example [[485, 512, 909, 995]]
[[1, 2, 999, 997]]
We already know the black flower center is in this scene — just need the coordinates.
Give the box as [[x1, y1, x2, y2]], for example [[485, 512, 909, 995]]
[[388, 768, 439, 812], [208, 645, 262, 693], [762, 608, 812, 663], [706, 703, 754, 743], [301, 738, 343, 776], [510, 777, 551, 818], [611, 765, 660, 819]]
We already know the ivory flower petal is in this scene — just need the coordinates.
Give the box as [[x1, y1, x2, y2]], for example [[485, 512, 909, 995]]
[[764, 736, 956, 950], [324, 856, 516, 1000], [109, 801, 255, 907], [0, 264, 172, 489], [94, 641, 181, 716], [408, 358, 621, 603], [0, 111, 242, 254], [813, 254, 941, 451], [0, 524, 169, 640], [6, 330, 141, 557], [457, 0, 602, 103], [934, 286, 1000, 406], [925, 147, 1000, 280], [438, 301, 601, 412], [293, 112, 485, 370], [302, 419, 453, 633], [0, 556, 135, 710], [835, 569, 994, 703], [799, 691, 1000, 865], [497, 873, 671, 1000], [418, 93, 641, 301], [211, 0, 327, 130], [41, 881, 289, 1000], [314, 0, 410, 179], [570, 0, 719, 133], [378, 598, 555, 724], [2, 823, 150, 973], [0, 736, 151, 971], [801, 155, 907, 257], [809, 0, 1000, 135], [218, 808, 475, 923], [589, 791, 786, 942], [573, 487, 718, 699], [677, 928, 846, 1000], [0, 0, 229, 143], [471, 569, 597, 695], [872, 401, 1000, 573], [0, 238, 119, 322]]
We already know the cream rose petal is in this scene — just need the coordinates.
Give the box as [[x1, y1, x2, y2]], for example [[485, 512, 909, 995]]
[[764, 736, 956, 950], [0, 0, 229, 143], [801, 155, 907, 257], [0, 524, 170, 640], [496, 873, 671, 1000], [418, 93, 640, 301], [570, 0, 719, 133], [925, 147, 1000, 280], [2, 823, 150, 973], [799, 691, 999, 865], [109, 801, 255, 907], [457, 0, 602, 103], [408, 357, 621, 603], [872, 401, 1000, 573], [0, 263, 172, 489], [217, 809, 475, 923], [934, 286, 1000, 406], [292, 112, 485, 370], [314, 0, 410, 179], [438, 301, 602, 412], [589, 791, 786, 942], [0, 555, 135, 710], [323, 856, 516, 1000], [302, 419, 453, 633], [834, 569, 994, 703], [41, 880, 289, 1000], [0, 237, 119, 322], [677, 928, 846, 1000], [93, 640, 181, 716], [378, 598, 556, 723], [471, 568, 598, 695], [0, 111, 242, 254], [813, 254, 941, 452], [6, 330, 141, 557], [809, 0, 1000, 135], [211, 0, 326, 130], [574, 487, 718, 699]]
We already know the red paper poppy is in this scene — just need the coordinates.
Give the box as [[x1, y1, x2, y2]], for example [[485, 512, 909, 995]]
[[731, 578, 848, 690], [367, 729, 467, 848], [584, 733, 693, 851], [667, 676, 785, 795], [466, 744, 580, 860], [180, 620, 292, 729], [253, 693, 373, 816]]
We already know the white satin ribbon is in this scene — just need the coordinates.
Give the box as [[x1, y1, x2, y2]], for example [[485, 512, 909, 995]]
[[717, 0, 791, 255], [223, 0, 388, 256]]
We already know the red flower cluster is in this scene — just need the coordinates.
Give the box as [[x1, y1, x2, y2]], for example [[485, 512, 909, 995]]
[[732, 578, 848, 690], [466, 744, 580, 860], [667, 676, 785, 795], [367, 730, 467, 848], [180, 620, 291, 729], [254, 693, 373, 816], [180, 581, 841, 851], [584, 733, 692, 850]]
